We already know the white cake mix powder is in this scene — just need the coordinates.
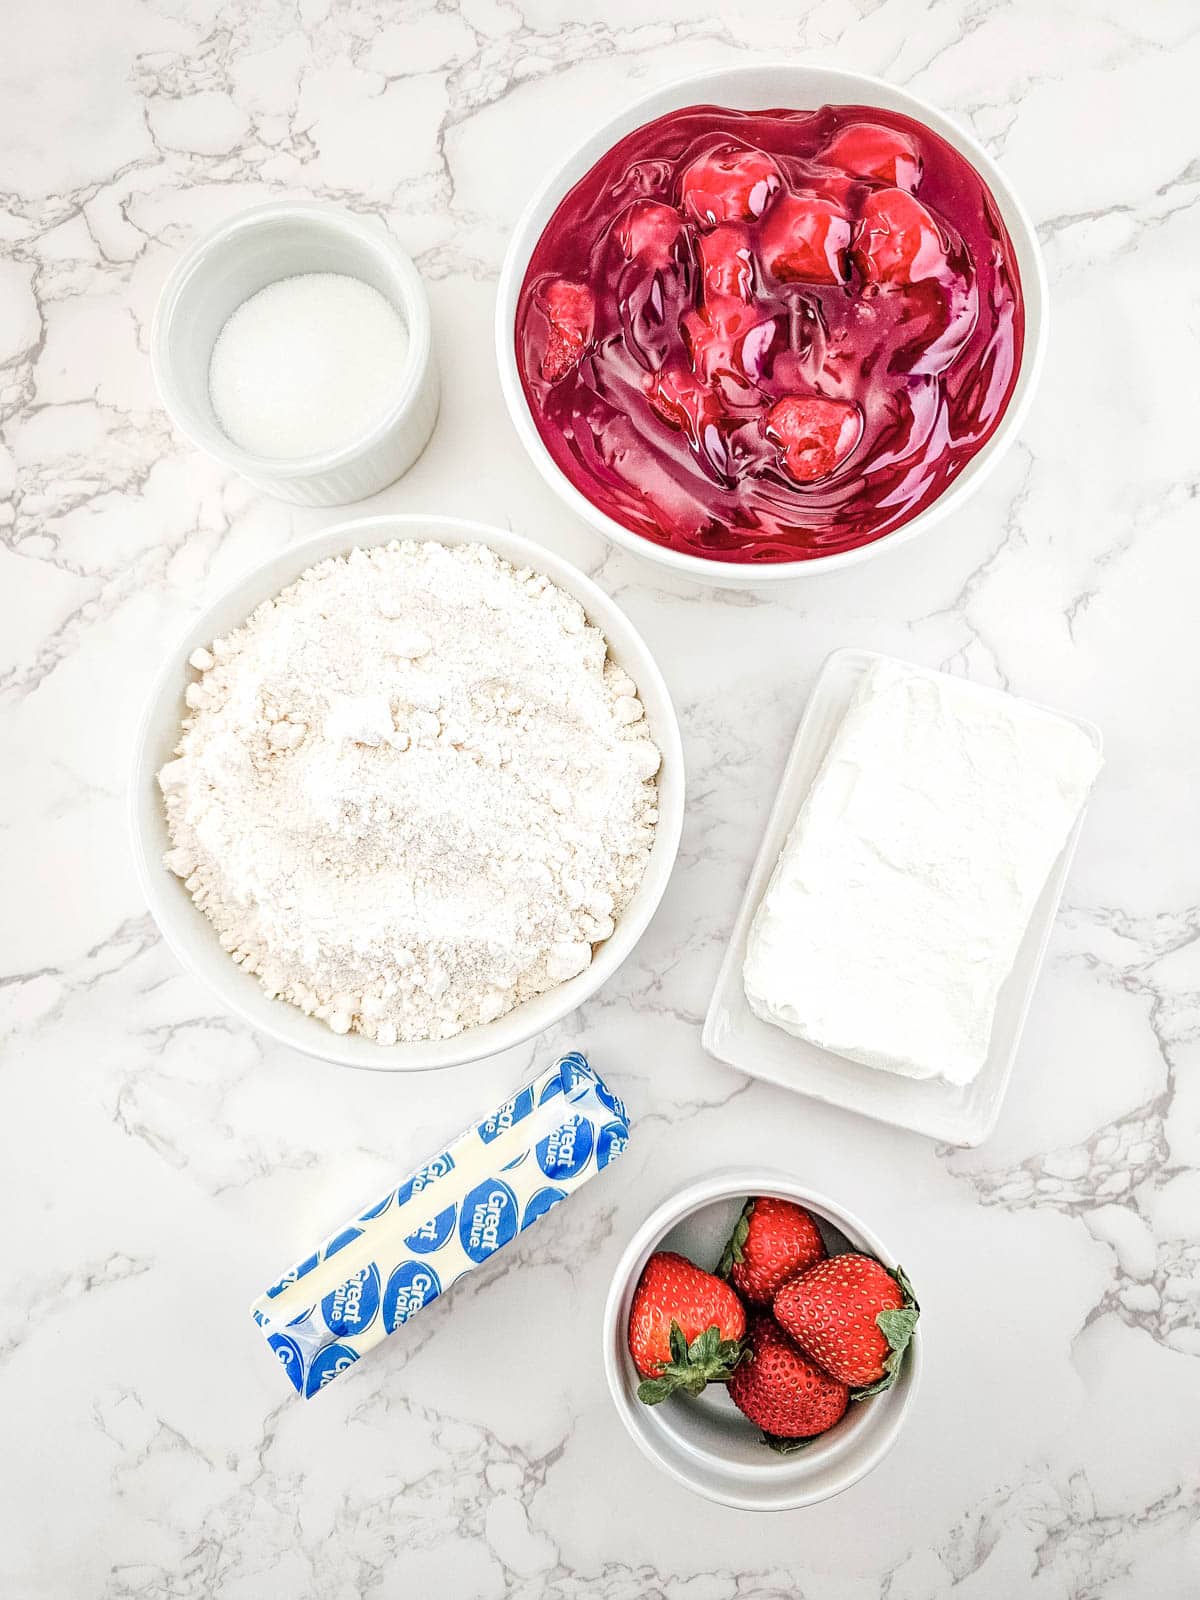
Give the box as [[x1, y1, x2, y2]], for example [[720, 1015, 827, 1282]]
[[158, 541, 661, 1044]]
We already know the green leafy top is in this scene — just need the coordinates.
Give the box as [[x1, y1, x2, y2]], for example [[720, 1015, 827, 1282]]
[[851, 1263, 920, 1401], [761, 1429, 818, 1455], [636, 1320, 746, 1406], [716, 1198, 755, 1280]]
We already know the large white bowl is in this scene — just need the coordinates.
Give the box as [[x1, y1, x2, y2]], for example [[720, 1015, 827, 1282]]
[[496, 64, 1048, 587], [602, 1170, 922, 1510], [130, 514, 684, 1070]]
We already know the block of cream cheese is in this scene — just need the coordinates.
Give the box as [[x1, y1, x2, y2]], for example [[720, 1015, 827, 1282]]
[[743, 659, 1102, 1085], [252, 1052, 629, 1397]]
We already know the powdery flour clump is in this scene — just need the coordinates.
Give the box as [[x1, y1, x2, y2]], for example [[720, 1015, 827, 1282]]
[[159, 540, 661, 1044]]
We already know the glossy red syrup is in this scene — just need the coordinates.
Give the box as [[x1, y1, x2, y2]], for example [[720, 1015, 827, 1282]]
[[515, 104, 1025, 564]]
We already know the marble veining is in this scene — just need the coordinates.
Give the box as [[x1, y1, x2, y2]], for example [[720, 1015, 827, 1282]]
[[3, 0, 1199, 1594]]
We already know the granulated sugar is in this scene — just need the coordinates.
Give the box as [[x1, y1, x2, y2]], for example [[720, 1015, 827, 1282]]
[[158, 541, 661, 1044], [208, 273, 409, 459]]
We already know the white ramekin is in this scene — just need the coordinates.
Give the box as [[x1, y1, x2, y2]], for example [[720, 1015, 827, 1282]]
[[496, 64, 1048, 587], [152, 202, 439, 506], [602, 1170, 922, 1511], [129, 514, 684, 1072]]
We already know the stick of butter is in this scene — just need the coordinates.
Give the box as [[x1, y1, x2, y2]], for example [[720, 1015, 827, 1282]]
[[251, 1052, 629, 1397]]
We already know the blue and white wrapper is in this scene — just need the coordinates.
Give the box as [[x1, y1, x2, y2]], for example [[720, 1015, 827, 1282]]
[[252, 1052, 630, 1398]]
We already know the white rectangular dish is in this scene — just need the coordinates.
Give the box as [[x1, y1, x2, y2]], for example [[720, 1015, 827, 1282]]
[[702, 649, 1102, 1146]]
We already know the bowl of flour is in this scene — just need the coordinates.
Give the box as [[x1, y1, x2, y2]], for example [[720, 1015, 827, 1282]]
[[131, 515, 684, 1069]]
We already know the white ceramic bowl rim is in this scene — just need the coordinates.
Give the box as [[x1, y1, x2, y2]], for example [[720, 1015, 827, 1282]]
[[495, 63, 1049, 584], [602, 1168, 922, 1511], [130, 513, 685, 1072], [151, 201, 433, 481]]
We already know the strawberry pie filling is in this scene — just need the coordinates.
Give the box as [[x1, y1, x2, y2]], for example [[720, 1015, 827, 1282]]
[[515, 104, 1025, 564]]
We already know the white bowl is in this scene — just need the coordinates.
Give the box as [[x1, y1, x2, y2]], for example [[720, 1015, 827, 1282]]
[[496, 64, 1048, 587], [152, 202, 439, 507], [129, 514, 684, 1070], [602, 1169, 921, 1510]]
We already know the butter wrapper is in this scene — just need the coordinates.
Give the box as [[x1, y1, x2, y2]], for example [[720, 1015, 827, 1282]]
[[252, 1052, 630, 1397]]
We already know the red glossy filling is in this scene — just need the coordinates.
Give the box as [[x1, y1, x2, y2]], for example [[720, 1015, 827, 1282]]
[[515, 104, 1025, 564]]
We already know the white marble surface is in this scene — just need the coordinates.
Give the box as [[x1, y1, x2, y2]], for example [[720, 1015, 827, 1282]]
[[4, 0, 1200, 1593]]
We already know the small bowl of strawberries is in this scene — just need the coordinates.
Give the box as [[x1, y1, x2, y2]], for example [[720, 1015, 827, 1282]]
[[602, 1169, 921, 1510]]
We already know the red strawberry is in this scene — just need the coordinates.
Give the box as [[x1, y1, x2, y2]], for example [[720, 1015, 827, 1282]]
[[629, 1251, 747, 1403], [615, 200, 684, 268], [763, 395, 862, 483], [536, 277, 595, 381], [680, 143, 782, 228], [821, 122, 922, 191], [774, 1254, 919, 1393], [728, 1313, 849, 1443], [718, 1197, 827, 1307], [853, 189, 945, 284], [758, 192, 852, 285]]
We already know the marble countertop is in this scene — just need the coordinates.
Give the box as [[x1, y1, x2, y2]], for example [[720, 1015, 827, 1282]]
[[5, 0, 1200, 1594]]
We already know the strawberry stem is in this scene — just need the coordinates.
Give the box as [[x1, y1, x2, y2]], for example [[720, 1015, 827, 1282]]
[[716, 1199, 754, 1279], [636, 1319, 747, 1406], [761, 1429, 818, 1454], [851, 1262, 920, 1401]]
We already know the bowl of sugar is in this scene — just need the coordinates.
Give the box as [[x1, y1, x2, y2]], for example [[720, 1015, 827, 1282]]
[[152, 202, 438, 506]]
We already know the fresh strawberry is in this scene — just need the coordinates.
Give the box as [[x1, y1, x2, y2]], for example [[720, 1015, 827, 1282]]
[[615, 200, 685, 268], [758, 192, 852, 285], [821, 122, 922, 190], [629, 1250, 747, 1403], [763, 395, 862, 483], [773, 1254, 919, 1393], [680, 143, 782, 228], [536, 277, 595, 381], [728, 1313, 849, 1444], [852, 189, 945, 284], [718, 1197, 827, 1307]]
